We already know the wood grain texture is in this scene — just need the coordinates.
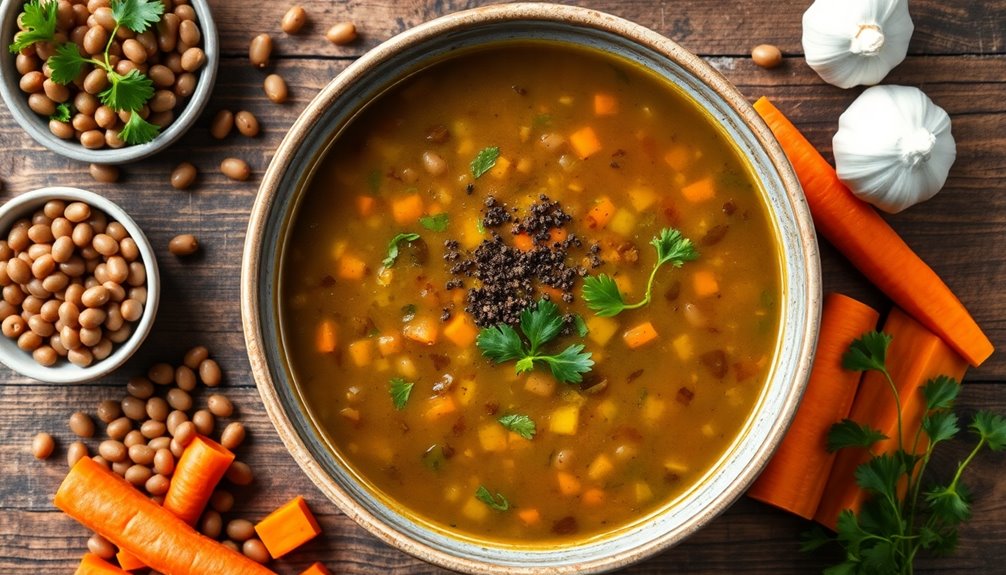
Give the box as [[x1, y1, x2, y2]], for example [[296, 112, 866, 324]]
[[0, 1, 1004, 573]]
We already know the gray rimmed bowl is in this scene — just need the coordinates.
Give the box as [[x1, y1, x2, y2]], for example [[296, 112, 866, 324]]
[[0, 0, 218, 164], [242, 4, 821, 573]]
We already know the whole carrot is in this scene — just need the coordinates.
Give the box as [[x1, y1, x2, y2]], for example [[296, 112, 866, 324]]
[[163, 434, 236, 525], [55, 457, 274, 575]]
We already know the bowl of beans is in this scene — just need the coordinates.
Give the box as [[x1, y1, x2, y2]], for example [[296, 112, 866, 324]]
[[0, 187, 159, 382], [0, 0, 218, 164]]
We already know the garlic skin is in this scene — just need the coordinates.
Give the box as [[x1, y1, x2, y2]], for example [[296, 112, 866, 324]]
[[802, 0, 914, 89], [833, 85, 956, 214]]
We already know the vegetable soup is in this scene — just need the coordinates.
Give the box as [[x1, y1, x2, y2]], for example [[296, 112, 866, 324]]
[[280, 42, 782, 543]]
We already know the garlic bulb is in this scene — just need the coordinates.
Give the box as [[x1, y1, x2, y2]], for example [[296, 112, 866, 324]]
[[833, 85, 956, 213], [802, 0, 914, 89]]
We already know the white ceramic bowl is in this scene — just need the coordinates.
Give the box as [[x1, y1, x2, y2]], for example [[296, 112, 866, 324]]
[[0, 187, 160, 383], [242, 4, 821, 573]]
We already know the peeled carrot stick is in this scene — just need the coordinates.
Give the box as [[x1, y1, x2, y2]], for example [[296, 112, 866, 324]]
[[76, 553, 129, 575], [56, 457, 274, 575], [164, 435, 236, 525], [813, 307, 969, 529], [748, 293, 880, 518], [753, 97, 993, 367]]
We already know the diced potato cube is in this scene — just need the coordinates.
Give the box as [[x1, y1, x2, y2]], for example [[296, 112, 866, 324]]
[[556, 471, 581, 496], [518, 126, 531, 143], [377, 334, 403, 357], [444, 484, 462, 503], [373, 358, 389, 372], [627, 186, 659, 212], [595, 399, 618, 422], [701, 423, 716, 437], [423, 395, 457, 421], [642, 396, 666, 425], [489, 156, 512, 179], [614, 274, 634, 298], [461, 497, 490, 521], [478, 423, 508, 452], [347, 339, 373, 367], [524, 372, 557, 397], [456, 379, 477, 406], [586, 316, 619, 347], [672, 334, 694, 360], [608, 208, 637, 237], [403, 316, 438, 346], [549, 405, 580, 435], [587, 454, 615, 481], [338, 254, 368, 280], [635, 481, 654, 503], [395, 356, 417, 378], [516, 157, 533, 174], [330, 239, 348, 260], [456, 139, 475, 156]]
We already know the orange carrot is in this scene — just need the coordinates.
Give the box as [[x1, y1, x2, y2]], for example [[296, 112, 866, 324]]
[[55, 457, 274, 575], [337, 254, 367, 280], [513, 232, 534, 252], [593, 93, 618, 116], [115, 550, 145, 571], [753, 97, 993, 367], [355, 195, 375, 217], [163, 435, 236, 526], [254, 496, 322, 559], [315, 319, 338, 354], [517, 508, 541, 525], [390, 193, 424, 224], [814, 307, 969, 529], [569, 126, 602, 159], [623, 321, 658, 349], [76, 553, 129, 575], [663, 144, 693, 172], [692, 269, 720, 297], [585, 197, 616, 229], [748, 293, 880, 519], [300, 563, 333, 575], [442, 312, 479, 348], [680, 177, 716, 203], [402, 315, 438, 345]]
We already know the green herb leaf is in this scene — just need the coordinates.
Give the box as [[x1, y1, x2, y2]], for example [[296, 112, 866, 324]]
[[111, 0, 165, 34], [854, 453, 902, 499], [922, 411, 959, 445], [419, 213, 449, 232], [842, 331, 892, 373], [470, 146, 500, 179], [798, 527, 833, 553], [118, 111, 160, 145], [923, 375, 960, 411], [572, 314, 589, 337], [389, 377, 414, 410], [475, 218, 485, 234], [826, 419, 887, 452], [582, 227, 697, 317], [539, 343, 594, 384], [50, 102, 72, 123], [476, 323, 526, 364], [821, 562, 859, 575], [8, 0, 57, 53], [925, 483, 972, 523], [400, 304, 417, 323], [383, 232, 421, 268], [48, 42, 92, 85], [474, 485, 510, 511], [970, 410, 1006, 451], [99, 69, 155, 112], [519, 299, 564, 354], [497, 414, 536, 439], [861, 541, 897, 573]]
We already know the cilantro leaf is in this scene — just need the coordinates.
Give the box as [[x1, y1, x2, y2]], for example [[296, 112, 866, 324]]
[[389, 377, 414, 410], [799, 527, 834, 553], [923, 375, 960, 411], [470, 146, 499, 179], [539, 343, 594, 384], [8, 0, 57, 53], [50, 102, 72, 123], [498, 414, 536, 439], [922, 411, 959, 445], [419, 213, 449, 232], [475, 218, 485, 234], [842, 331, 892, 373], [474, 485, 509, 511], [854, 453, 903, 499], [582, 227, 697, 317], [382, 232, 420, 268], [119, 111, 160, 145], [925, 483, 972, 523], [861, 540, 897, 573], [111, 0, 165, 34], [519, 299, 564, 354], [572, 314, 589, 337], [46, 41, 92, 85], [971, 410, 1006, 450], [476, 323, 526, 364], [100, 69, 155, 112], [826, 419, 887, 452]]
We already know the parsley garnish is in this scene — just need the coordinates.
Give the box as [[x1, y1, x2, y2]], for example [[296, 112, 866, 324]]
[[388, 377, 414, 410], [382, 232, 420, 268], [111, 0, 163, 33], [100, 69, 155, 113], [582, 227, 698, 317], [475, 485, 510, 511], [803, 330, 1006, 573], [419, 213, 449, 232], [470, 146, 499, 179], [119, 110, 161, 145], [476, 299, 593, 384], [50, 102, 72, 123], [8, 0, 57, 53], [47, 42, 89, 85], [498, 414, 536, 439]]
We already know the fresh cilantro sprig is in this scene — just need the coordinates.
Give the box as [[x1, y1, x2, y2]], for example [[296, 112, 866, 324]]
[[476, 299, 593, 384], [8, 0, 57, 53], [802, 330, 1006, 573], [470, 146, 499, 179], [498, 413, 536, 439], [50, 102, 72, 123], [419, 213, 449, 232], [582, 227, 698, 317], [388, 377, 414, 410], [474, 485, 510, 511], [382, 232, 420, 268]]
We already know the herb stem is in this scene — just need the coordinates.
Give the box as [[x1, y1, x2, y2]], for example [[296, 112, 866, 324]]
[[102, 22, 119, 72], [949, 437, 986, 491], [882, 368, 905, 453]]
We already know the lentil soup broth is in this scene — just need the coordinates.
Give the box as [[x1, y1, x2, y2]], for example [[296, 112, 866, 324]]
[[280, 42, 781, 544]]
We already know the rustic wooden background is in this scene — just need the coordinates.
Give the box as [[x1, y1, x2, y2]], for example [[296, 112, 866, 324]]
[[1, 1, 1003, 573]]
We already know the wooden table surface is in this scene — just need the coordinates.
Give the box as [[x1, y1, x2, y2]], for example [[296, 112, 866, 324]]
[[1, 1, 1004, 573]]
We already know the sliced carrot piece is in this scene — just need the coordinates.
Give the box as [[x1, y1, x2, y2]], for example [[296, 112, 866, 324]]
[[747, 293, 880, 519], [337, 254, 367, 280], [548, 227, 568, 243], [315, 320, 338, 354], [513, 233, 534, 252], [556, 471, 582, 496], [623, 322, 659, 349], [355, 195, 375, 217], [76, 553, 129, 575], [376, 334, 402, 357], [593, 93, 618, 116], [585, 197, 616, 229], [582, 488, 606, 506], [663, 144, 693, 172], [443, 313, 479, 348], [347, 339, 373, 367], [423, 395, 457, 420], [569, 126, 602, 159], [681, 177, 716, 203], [517, 508, 541, 526], [402, 316, 438, 346], [163, 435, 235, 526], [390, 193, 424, 225], [692, 270, 720, 297], [254, 496, 322, 559]]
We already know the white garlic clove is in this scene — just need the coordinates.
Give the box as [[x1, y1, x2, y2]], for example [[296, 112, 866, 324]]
[[833, 85, 956, 214], [802, 0, 915, 89]]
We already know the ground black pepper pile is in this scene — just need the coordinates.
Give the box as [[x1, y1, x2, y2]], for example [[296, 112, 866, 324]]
[[444, 194, 593, 328]]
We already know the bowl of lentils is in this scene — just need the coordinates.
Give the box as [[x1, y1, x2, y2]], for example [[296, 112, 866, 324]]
[[0, 0, 218, 164], [0, 187, 160, 382]]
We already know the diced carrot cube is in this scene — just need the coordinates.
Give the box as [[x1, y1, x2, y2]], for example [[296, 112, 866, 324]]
[[489, 156, 512, 179], [356, 195, 376, 217], [300, 563, 333, 575], [347, 339, 373, 367], [681, 177, 716, 203], [391, 193, 424, 224], [517, 508, 541, 526], [443, 313, 479, 348], [338, 254, 368, 280], [556, 471, 582, 496], [254, 496, 322, 559], [403, 316, 438, 345], [569, 126, 602, 159], [693, 270, 720, 297], [513, 233, 534, 252], [623, 321, 659, 349], [315, 320, 338, 353], [548, 227, 568, 243], [376, 334, 402, 357], [664, 144, 693, 172], [582, 488, 606, 506], [586, 197, 616, 229], [424, 395, 457, 420], [593, 93, 618, 116]]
